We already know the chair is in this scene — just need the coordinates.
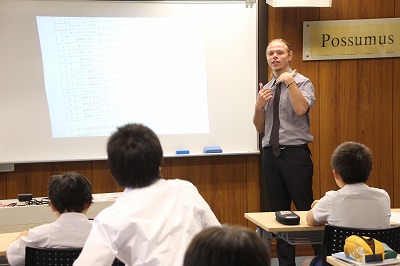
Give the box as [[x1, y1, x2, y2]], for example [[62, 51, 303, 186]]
[[25, 246, 82, 266], [321, 224, 400, 266], [112, 257, 125, 266], [25, 246, 125, 266]]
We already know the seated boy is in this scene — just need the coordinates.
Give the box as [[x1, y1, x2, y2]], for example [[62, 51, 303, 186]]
[[6, 172, 93, 266], [304, 141, 391, 266], [73, 123, 220, 266]]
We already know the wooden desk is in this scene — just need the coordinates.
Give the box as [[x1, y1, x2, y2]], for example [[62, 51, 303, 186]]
[[245, 211, 323, 233], [244, 210, 400, 245], [244, 211, 324, 245], [0, 232, 19, 257]]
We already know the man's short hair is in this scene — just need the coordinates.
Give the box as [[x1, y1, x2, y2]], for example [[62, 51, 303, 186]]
[[266, 38, 292, 54], [48, 172, 93, 213], [331, 141, 372, 184], [107, 123, 163, 188]]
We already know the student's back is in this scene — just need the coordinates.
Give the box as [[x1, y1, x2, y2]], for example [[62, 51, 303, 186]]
[[73, 123, 220, 266], [307, 141, 391, 228], [75, 179, 219, 266], [312, 183, 390, 228]]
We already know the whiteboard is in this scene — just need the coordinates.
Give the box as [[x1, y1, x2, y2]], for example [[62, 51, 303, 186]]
[[0, 0, 258, 163]]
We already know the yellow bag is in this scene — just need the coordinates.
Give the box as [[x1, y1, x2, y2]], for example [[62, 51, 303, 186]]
[[344, 235, 384, 263]]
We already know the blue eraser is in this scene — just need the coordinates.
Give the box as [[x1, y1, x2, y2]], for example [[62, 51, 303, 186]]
[[203, 146, 223, 153], [176, 150, 190, 154]]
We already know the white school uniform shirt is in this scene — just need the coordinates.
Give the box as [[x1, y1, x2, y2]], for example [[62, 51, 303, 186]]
[[73, 178, 221, 266], [312, 183, 391, 228], [6, 212, 92, 266]]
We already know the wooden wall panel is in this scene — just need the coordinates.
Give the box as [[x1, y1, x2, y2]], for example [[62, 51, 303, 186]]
[[245, 155, 261, 228], [167, 155, 253, 226], [5, 161, 92, 199], [0, 173, 6, 200], [90, 160, 123, 193], [318, 61, 341, 191], [320, 59, 394, 191], [318, 0, 395, 198], [393, 0, 400, 208], [359, 59, 393, 193]]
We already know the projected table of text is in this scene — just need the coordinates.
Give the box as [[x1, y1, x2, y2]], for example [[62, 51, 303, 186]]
[[37, 16, 209, 137]]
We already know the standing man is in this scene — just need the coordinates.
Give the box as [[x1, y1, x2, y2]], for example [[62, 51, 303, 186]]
[[253, 38, 316, 266]]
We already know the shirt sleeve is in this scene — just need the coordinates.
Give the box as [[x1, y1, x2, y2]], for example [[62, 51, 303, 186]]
[[7, 231, 41, 266], [6, 238, 25, 266], [297, 78, 315, 108], [312, 191, 334, 223], [188, 183, 220, 228], [201, 200, 221, 228]]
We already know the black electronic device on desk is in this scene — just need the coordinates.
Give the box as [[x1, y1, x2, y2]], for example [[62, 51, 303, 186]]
[[275, 211, 300, 225]]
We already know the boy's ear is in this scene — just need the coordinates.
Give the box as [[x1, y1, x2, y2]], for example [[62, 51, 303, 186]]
[[49, 201, 56, 212], [332, 169, 339, 180], [333, 169, 343, 182], [49, 201, 63, 216], [333, 169, 346, 188]]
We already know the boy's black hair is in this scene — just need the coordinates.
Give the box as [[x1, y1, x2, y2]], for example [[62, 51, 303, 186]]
[[48, 172, 93, 213], [107, 123, 163, 188], [331, 141, 372, 184]]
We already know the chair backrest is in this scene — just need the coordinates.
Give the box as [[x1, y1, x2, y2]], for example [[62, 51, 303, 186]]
[[25, 246, 125, 266], [25, 246, 82, 266], [321, 224, 400, 266], [112, 258, 126, 266]]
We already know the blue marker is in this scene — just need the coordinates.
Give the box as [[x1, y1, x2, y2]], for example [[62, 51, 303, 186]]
[[176, 150, 190, 155]]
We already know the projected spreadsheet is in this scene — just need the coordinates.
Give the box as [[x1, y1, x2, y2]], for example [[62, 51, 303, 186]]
[[37, 16, 209, 137]]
